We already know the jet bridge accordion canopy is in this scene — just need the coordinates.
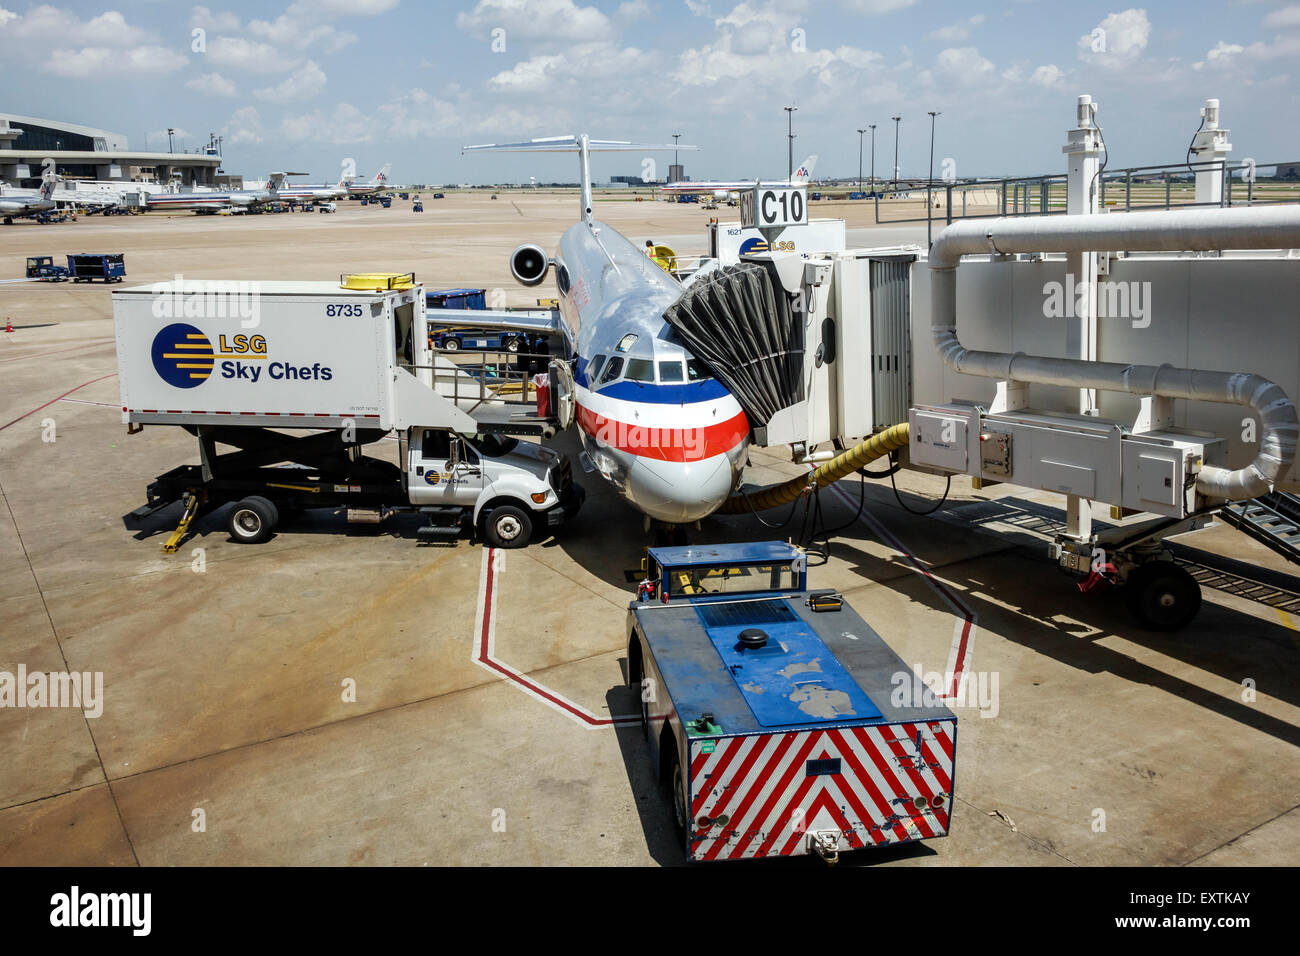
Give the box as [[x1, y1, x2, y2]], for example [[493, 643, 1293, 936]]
[[661, 264, 803, 428]]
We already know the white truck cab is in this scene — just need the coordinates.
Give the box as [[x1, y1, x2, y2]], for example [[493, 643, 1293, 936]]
[[407, 428, 581, 548]]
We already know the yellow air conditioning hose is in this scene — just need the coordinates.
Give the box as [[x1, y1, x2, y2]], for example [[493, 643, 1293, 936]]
[[718, 422, 910, 514]]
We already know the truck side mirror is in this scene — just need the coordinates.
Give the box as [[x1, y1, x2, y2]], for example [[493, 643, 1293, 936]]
[[449, 438, 460, 469]]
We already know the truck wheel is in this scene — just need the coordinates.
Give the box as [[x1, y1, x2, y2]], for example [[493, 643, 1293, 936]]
[[628, 640, 648, 738], [443, 338, 460, 352], [484, 505, 532, 549], [1124, 561, 1201, 631], [228, 496, 277, 544]]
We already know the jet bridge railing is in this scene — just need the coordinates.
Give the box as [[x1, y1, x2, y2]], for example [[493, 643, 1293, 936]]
[[871, 158, 1300, 226]]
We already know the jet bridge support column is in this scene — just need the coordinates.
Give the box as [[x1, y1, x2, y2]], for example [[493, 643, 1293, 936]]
[[1062, 94, 1104, 540], [1190, 98, 1231, 207]]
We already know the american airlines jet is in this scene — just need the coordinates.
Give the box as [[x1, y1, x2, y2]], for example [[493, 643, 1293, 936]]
[[346, 164, 392, 198], [659, 155, 818, 198], [464, 135, 750, 526]]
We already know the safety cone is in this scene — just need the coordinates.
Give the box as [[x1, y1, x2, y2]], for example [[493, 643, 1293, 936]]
[[4, 317, 12, 333]]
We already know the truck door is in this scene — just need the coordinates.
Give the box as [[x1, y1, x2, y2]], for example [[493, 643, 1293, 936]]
[[408, 429, 485, 506]]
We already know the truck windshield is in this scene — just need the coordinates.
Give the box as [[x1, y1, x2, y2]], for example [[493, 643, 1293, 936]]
[[465, 433, 519, 457], [665, 563, 799, 596]]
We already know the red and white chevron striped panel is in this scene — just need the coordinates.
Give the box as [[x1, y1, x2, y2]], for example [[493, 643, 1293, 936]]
[[687, 720, 957, 861]]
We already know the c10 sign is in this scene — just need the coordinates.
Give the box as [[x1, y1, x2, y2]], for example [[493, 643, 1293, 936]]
[[740, 185, 808, 231]]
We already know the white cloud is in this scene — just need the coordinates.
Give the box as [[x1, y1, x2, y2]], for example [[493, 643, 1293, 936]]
[[457, 0, 616, 42], [841, 0, 919, 14], [223, 106, 264, 145], [1078, 9, 1151, 64], [47, 44, 187, 77], [191, 5, 242, 32], [187, 71, 238, 97], [927, 14, 985, 43], [1, 6, 153, 45], [1262, 5, 1300, 31], [207, 35, 296, 72], [935, 46, 995, 75], [1030, 63, 1066, 88], [254, 60, 327, 101], [280, 102, 374, 144]]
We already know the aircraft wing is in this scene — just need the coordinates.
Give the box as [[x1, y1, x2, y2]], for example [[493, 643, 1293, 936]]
[[463, 136, 697, 153]]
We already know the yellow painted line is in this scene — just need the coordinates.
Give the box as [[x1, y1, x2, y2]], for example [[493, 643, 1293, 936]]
[[267, 482, 321, 493], [1274, 608, 1296, 630]]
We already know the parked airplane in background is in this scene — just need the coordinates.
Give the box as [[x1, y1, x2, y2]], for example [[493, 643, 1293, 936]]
[[464, 135, 750, 526], [660, 155, 818, 200], [274, 172, 349, 202], [0, 176, 57, 223], [144, 183, 274, 213], [347, 164, 392, 198]]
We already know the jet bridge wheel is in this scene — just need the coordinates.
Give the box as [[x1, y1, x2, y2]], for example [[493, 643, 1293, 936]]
[[228, 496, 279, 544], [1124, 561, 1201, 632]]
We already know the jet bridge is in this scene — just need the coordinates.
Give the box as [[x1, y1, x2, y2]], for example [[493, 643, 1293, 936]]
[[687, 94, 1300, 630]]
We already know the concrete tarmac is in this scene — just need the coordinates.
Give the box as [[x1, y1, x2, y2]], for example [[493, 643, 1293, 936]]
[[1, 195, 1296, 866]]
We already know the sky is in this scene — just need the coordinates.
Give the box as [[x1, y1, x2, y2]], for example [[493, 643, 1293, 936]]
[[1, 0, 1297, 185]]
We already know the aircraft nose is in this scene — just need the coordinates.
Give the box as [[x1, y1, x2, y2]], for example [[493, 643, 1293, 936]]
[[625, 453, 737, 524]]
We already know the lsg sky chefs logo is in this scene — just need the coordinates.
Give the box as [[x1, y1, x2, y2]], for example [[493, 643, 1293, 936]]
[[150, 323, 334, 388]]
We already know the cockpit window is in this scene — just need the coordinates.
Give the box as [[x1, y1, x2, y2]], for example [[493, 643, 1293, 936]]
[[615, 333, 638, 353], [686, 358, 712, 381], [658, 361, 684, 383], [625, 358, 655, 383], [588, 354, 606, 382], [599, 356, 624, 384]]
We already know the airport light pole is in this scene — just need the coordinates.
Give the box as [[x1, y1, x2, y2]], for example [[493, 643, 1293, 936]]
[[784, 106, 797, 179], [927, 110, 941, 247], [869, 123, 877, 195], [857, 128, 866, 193], [891, 115, 901, 189], [673, 133, 681, 169], [167, 128, 175, 153]]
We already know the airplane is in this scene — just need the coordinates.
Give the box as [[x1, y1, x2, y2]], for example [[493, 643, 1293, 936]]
[[346, 163, 392, 198], [463, 135, 750, 526], [659, 154, 818, 200], [143, 183, 274, 213], [0, 176, 57, 223], [272, 171, 350, 203]]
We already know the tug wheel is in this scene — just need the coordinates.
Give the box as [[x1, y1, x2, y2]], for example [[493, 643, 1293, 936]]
[[1124, 561, 1201, 631]]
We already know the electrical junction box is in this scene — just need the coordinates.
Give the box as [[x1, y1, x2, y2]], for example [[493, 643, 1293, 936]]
[[907, 402, 1220, 520], [908, 404, 975, 473], [1121, 431, 1223, 518]]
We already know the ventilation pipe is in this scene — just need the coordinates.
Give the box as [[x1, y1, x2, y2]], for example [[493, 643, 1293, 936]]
[[929, 204, 1300, 501]]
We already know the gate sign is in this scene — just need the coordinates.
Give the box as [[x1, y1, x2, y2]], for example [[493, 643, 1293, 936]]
[[740, 185, 808, 231]]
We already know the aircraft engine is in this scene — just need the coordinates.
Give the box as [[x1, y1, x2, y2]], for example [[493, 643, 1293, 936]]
[[509, 243, 551, 286]]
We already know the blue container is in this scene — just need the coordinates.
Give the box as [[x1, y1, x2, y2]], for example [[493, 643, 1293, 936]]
[[426, 288, 487, 310]]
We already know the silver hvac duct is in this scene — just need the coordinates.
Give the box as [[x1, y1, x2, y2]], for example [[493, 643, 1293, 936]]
[[928, 205, 1300, 501]]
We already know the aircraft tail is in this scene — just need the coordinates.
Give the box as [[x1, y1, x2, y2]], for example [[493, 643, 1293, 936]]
[[792, 155, 818, 183], [374, 163, 391, 184], [40, 176, 57, 200]]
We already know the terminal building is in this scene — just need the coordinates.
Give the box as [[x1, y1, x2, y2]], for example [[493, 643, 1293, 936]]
[[0, 113, 222, 188]]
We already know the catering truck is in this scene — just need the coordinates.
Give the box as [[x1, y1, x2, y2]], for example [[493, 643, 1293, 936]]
[[627, 541, 957, 863], [114, 278, 581, 552]]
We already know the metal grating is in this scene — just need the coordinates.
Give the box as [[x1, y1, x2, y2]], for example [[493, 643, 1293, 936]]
[[696, 599, 798, 630], [869, 258, 912, 429]]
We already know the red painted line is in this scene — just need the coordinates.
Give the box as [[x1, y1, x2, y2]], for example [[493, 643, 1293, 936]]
[[474, 547, 638, 728], [0, 373, 117, 433]]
